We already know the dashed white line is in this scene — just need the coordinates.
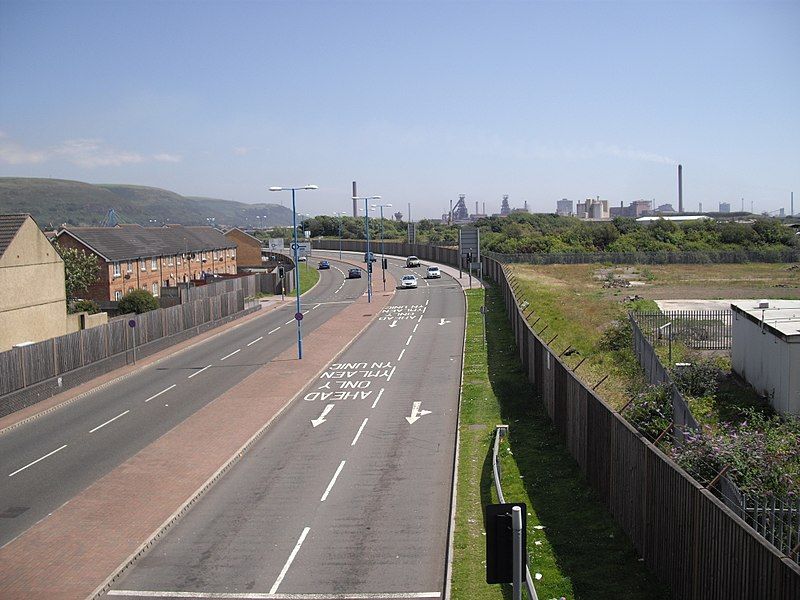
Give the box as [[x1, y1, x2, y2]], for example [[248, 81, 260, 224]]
[[220, 349, 241, 361], [247, 336, 263, 347], [89, 410, 129, 433], [269, 526, 311, 594], [269, 327, 281, 334], [418, 314, 423, 323], [145, 384, 176, 403], [351, 418, 368, 446], [386, 366, 397, 381], [285, 319, 295, 325], [313, 303, 321, 310], [398, 348, 406, 361], [372, 387, 385, 408], [9, 444, 68, 477], [109, 590, 441, 598], [405, 335, 413, 346], [413, 323, 419, 333], [187, 364, 212, 379], [320, 460, 346, 502], [425, 299, 429, 306]]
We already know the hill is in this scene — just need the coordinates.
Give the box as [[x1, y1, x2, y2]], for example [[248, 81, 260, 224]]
[[0, 178, 293, 228]]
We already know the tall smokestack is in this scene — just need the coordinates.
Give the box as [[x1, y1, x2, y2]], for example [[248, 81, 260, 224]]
[[792, 192, 794, 217], [678, 164, 683, 213], [352, 181, 358, 217], [483, 201, 486, 215], [475, 201, 479, 215]]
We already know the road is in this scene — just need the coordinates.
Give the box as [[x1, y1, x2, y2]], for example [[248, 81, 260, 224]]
[[105, 256, 466, 599], [0, 257, 365, 547]]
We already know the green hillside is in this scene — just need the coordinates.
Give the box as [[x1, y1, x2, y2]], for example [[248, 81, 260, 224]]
[[0, 178, 293, 228]]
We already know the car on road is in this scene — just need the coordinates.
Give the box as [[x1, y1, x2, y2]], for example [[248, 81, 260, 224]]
[[348, 268, 362, 279], [364, 252, 376, 262], [401, 274, 418, 288], [318, 260, 330, 270], [297, 255, 307, 262], [426, 266, 441, 278], [406, 255, 420, 267]]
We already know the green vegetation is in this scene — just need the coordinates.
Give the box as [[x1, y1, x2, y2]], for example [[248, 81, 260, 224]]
[[452, 286, 669, 599], [0, 177, 292, 228], [55, 242, 100, 300], [117, 289, 159, 314], [70, 299, 101, 314], [298, 263, 320, 295]]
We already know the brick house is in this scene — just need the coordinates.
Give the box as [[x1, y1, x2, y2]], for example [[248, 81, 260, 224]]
[[55, 224, 237, 304], [223, 228, 263, 269]]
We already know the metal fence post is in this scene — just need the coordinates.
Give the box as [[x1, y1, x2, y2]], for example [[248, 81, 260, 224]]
[[512, 505, 523, 600]]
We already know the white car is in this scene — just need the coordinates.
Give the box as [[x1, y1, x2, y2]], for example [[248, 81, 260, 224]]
[[426, 266, 441, 279], [401, 274, 418, 289]]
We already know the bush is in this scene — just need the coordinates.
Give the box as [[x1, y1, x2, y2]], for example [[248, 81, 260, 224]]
[[671, 358, 722, 398], [598, 319, 632, 352], [626, 384, 673, 440], [70, 299, 100, 314], [117, 289, 159, 314]]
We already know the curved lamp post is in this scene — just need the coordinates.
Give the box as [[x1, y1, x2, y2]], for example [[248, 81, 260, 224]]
[[353, 195, 381, 303], [371, 202, 392, 291]]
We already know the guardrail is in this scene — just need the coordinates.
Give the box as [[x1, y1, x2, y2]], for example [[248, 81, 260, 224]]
[[493, 425, 539, 600]]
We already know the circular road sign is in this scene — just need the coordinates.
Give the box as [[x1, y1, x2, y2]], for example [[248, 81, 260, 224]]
[[295, 312, 304, 321], [128, 319, 136, 328], [290, 242, 299, 250]]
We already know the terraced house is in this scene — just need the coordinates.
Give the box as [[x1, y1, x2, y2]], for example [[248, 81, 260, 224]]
[[55, 224, 237, 304]]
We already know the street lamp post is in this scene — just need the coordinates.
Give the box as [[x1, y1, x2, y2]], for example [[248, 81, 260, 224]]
[[353, 195, 381, 303], [371, 202, 392, 291], [269, 185, 318, 359]]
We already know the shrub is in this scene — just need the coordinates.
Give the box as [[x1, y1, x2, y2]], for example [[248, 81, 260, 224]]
[[626, 384, 673, 440], [117, 289, 159, 314], [671, 358, 722, 398], [598, 319, 632, 353], [70, 299, 100, 314]]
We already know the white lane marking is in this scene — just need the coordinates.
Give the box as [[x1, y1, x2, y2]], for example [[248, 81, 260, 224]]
[[269, 327, 281, 334], [386, 365, 397, 381], [269, 526, 311, 594], [188, 364, 212, 379], [9, 444, 68, 477], [398, 348, 406, 361], [351, 418, 368, 446], [413, 323, 419, 333], [247, 336, 264, 347], [89, 410, 130, 433], [406, 335, 413, 346], [320, 460, 346, 502], [220, 349, 241, 361], [108, 590, 441, 598], [425, 299, 429, 306], [372, 387, 385, 408], [313, 303, 321, 310], [418, 314, 423, 323], [285, 319, 295, 325], [145, 384, 176, 403]]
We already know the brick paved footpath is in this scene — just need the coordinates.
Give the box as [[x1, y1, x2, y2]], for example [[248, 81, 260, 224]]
[[0, 273, 397, 599]]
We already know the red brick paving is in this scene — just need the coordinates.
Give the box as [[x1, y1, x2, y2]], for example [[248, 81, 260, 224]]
[[0, 272, 395, 599]]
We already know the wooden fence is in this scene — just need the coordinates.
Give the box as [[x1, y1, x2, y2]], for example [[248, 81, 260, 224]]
[[313, 238, 800, 599], [485, 247, 800, 265]]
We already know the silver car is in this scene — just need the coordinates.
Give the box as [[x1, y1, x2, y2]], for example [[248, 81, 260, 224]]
[[426, 266, 441, 278], [401, 274, 418, 288]]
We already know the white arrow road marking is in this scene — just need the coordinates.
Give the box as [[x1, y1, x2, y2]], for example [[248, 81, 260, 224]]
[[269, 526, 311, 594], [388, 320, 398, 328], [311, 403, 335, 427], [9, 444, 68, 477], [405, 401, 432, 424], [438, 318, 450, 325]]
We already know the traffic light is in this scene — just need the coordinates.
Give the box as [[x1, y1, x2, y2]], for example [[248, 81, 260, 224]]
[[278, 266, 285, 278], [382, 258, 388, 269], [367, 262, 373, 274]]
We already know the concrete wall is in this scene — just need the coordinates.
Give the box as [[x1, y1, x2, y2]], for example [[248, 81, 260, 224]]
[[65, 311, 109, 333], [0, 218, 67, 352], [731, 312, 800, 415]]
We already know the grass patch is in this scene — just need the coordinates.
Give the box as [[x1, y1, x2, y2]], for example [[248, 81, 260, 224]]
[[298, 263, 320, 295], [451, 285, 669, 599]]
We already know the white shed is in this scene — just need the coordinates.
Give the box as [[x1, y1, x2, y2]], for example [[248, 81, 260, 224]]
[[730, 300, 800, 415]]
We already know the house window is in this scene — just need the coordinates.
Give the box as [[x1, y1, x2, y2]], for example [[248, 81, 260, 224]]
[[231, 249, 236, 259], [151, 257, 158, 270], [152, 282, 159, 296], [128, 287, 134, 293], [168, 255, 174, 266], [126, 261, 133, 273], [141, 259, 147, 271], [115, 290, 122, 301], [113, 262, 121, 277], [177, 255, 182, 265]]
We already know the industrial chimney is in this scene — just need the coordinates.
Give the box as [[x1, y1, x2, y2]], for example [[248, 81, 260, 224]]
[[678, 165, 683, 213], [352, 181, 358, 217]]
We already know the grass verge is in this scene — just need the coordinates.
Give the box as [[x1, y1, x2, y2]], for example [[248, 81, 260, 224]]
[[451, 285, 670, 600], [298, 263, 320, 295]]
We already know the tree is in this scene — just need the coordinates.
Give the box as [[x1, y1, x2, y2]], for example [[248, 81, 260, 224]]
[[55, 243, 100, 299], [117, 289, 159, 314], [71, 299, 100, 314]]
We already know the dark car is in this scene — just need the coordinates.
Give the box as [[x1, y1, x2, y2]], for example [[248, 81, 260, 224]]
[[364, 252, 376, 262], [318, 260, 330, 270], [348, 268, 362, 279]]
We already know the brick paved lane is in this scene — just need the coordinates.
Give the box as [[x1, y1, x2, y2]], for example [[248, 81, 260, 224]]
[[0, 259, 389, 599], [103, 261, 465, 600]]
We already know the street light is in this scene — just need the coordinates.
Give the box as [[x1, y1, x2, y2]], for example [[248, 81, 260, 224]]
[[371, 202, 392, 291], [268, 185, 318, 359], [353, 195, 381, 302]]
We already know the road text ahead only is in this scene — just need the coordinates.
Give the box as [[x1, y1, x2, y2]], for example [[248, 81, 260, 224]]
[[304, 362, 396, 403]]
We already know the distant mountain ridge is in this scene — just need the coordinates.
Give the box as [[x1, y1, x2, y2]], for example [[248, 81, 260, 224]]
[[0, 177, 293, 228]]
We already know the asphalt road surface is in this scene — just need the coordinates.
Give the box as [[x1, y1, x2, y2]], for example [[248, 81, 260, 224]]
[[0, 258, 365, 547], [105, 256, 466, 600]]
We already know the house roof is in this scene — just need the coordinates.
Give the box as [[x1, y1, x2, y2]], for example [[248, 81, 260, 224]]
[[224, 227, 262, 245], [0, 213, 30, 259], [56, 224, 236, 262]]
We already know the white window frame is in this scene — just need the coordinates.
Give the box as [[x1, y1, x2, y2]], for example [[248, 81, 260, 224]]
[[141, 259, 147, 272], [168, 255, 174, 266], [151, 257, 158, 270], [113, 262, 121, 277], [114, 290, 122, 301], [152, 282, 159, 296], [126, 261, 133, 273]]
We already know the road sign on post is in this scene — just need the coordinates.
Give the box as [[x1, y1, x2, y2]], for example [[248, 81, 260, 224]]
[[485, 502, 527, 585], [128, 319, 137, 364]]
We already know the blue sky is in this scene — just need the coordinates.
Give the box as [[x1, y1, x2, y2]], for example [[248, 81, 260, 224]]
[[1, 0, 798, 218]]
